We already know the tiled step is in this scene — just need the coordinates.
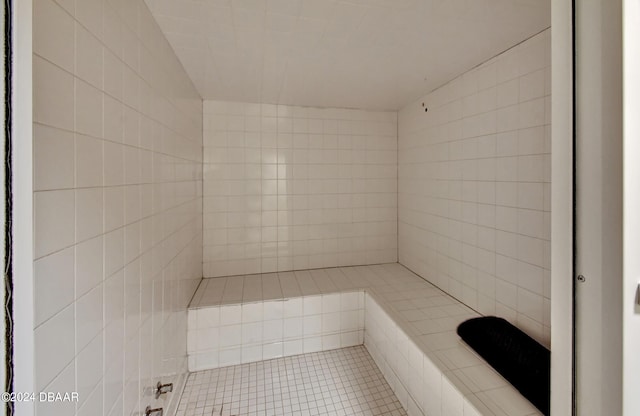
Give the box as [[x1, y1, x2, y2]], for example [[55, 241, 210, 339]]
[[186, 264, 543, 416], [187, 291, 365, 371]]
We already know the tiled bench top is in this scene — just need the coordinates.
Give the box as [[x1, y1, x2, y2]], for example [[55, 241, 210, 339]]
[[189, 263, 542, 416]]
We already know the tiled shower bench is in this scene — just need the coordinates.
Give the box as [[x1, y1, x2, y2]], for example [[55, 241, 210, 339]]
[[186, 263, 543, 416]]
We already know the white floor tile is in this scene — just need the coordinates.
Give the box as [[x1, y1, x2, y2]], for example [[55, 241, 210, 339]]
[[176, 346, 408, 416]]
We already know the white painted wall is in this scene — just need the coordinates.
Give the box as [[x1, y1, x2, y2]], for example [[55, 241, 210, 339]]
[[13, 0, 34, 415], [622, 0, 640, 414], [574, 0, 623, 414], [550, 0, 574, 414]]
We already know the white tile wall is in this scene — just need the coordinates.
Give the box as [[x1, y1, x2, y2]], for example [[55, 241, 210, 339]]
[[187, 292, 365, 371], [398, 30, 551, 346], [32, 0, 202, 415], [202, 101, 398, 277]]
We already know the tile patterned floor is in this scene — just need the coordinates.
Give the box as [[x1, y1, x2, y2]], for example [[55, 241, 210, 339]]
[[176, 346, 407, 416]]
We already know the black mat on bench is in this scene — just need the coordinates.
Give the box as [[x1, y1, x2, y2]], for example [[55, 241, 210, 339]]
[[456, 316, 550, 415]]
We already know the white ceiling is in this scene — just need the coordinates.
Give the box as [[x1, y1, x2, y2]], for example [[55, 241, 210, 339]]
[[144, 0, 550, 111]]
